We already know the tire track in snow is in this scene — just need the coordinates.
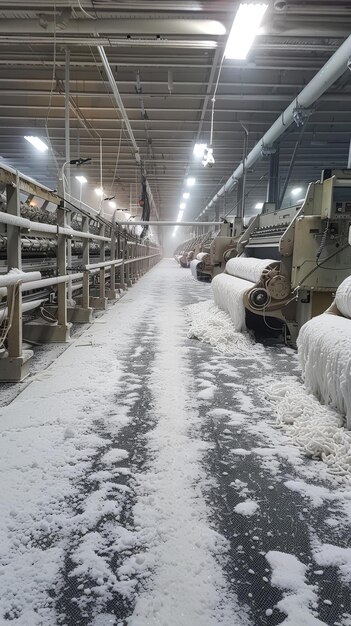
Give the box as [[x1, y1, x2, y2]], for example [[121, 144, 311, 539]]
[[129, 274, 249, 626]]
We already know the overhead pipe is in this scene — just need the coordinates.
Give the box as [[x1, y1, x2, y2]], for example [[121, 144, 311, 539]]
[[98, 46, 160, 219], [98, 45, 140, 165], [117, 221, 221, 226], [200, 34, 351, 217]]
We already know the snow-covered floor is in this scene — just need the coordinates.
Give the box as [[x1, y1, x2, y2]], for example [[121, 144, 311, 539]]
[[0, 259, 350, 626]]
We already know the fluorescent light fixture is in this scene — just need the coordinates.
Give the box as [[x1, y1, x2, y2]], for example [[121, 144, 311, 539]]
[[95, 187, 104, 197], [186, 177, 196, 187], [177, 210, 184, 222], [76, 175, 87, 184], [109, 200, 117, 209], [183, 192, 190, 199], [255, 202, 264, 209], [193, 143, 207, 158], [224, 3, 268, 60], [179, 202, 186, 210], [24, 135, 48, 152], [291, 187, 302, 196]]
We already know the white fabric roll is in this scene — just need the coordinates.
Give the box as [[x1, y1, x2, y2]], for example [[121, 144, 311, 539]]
[[225, 257, 276, 283], [196, 252, 208, 261], [297, 314, 351, 428], [190, 259, 201, 279], [335, 275, 351, 319], [212, 273, 254, 332]]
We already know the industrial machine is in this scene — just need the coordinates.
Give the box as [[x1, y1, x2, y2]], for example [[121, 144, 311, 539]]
[[175, 218, 244, 280], [214, 169, 351, 343]]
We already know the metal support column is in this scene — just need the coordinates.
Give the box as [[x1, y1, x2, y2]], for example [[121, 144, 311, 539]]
[[65, 47, 73, 303], [109, 224, 117, 299], [0, 175, 32, 381], [24, 202, 71, 343], [237, 179, 244, 218], [68, 214, 93, 323]]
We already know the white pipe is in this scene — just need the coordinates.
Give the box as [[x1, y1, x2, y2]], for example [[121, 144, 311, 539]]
[[0, 273, 85, 297], [85, 259, 123, 271], [0, 211, 110, 242], [201, 34, 351, 215], [117, 221, 221, 226], [0, 298, 46, 323], [0, 270, 41, 288], [22, 273, 84, 292], [98, 46, 141, 164]]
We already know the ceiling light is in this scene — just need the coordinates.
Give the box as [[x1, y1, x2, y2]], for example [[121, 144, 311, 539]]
[[291, 187, 302, 196], [224, 3, 268, 60], [76, 175, 87, 184], [179, 202, 186, 210], [24, 135, 48, 152], [95, 187, 104, 197], [186, 177, 196, 187], [183, 192, 190, 199], [177, 210, 184, 222], [109, 200, 117, 209], [255, 202, 264, 209], [193, 143, 207, 158]]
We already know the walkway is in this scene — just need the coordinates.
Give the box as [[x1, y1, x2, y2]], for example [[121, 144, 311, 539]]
[[0, 259, 350, 626]]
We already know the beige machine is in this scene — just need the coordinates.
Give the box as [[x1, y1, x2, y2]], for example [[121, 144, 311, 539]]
[[230, 169, 351, 341], [181, 218, 245, 280]]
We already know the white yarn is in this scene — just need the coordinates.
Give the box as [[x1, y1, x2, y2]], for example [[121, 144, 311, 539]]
[[335, 275, 351, 318], [265, 379, 351, 477], [297, 314, 351, 429], [225, 257, 276, 283], [186, 299, 257, 356], [196, 252, 208, 262], [212, 273, 254, 332], [190, 259, 201, 279]]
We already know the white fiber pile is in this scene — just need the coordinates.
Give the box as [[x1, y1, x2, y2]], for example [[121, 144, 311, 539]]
[[196, 252, 208, 262], [190, 259, 201, 279], [265, 378, 351, 476], [186, 300, 257, 356], [297, 313, 351, 429], [212, 273, 253, 332], [335, 275, 351, 318], [225, 257, 276, 283]]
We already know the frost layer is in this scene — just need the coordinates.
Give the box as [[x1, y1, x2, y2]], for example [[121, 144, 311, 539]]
[[211, 274, 253, 332], [297, 313, 351, 428], [225, 257, 276, 283]]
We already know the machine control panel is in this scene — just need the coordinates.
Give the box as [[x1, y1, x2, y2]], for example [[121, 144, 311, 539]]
[[321, 174, 351, 220]]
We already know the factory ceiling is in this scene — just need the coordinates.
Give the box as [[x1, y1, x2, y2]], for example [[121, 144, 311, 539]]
[[0, 0, 350, 221]]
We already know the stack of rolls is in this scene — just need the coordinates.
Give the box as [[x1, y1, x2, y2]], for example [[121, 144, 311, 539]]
[[297, 275, 351, 428]]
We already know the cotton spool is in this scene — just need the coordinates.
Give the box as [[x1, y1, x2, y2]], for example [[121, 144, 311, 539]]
[[190, 259, 201, 279], [211, 258, 277, 330], [335, 275, 351, 318], [212, 274, 253, 332], [225, 257, 277, 283], [297, 313, 351, 429]]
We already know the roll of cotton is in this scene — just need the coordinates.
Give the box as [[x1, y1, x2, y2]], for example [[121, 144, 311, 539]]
[[212, 273, 254, 332], [196, 252, 208, 262], [190, 259, 201, 279], [297, 313, 351, 428], [335, 275, 351, 318], [225, 257, 276, 283]]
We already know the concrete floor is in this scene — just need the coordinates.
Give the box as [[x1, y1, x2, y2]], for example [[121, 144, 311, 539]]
[[0, 259, 350, 626]]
